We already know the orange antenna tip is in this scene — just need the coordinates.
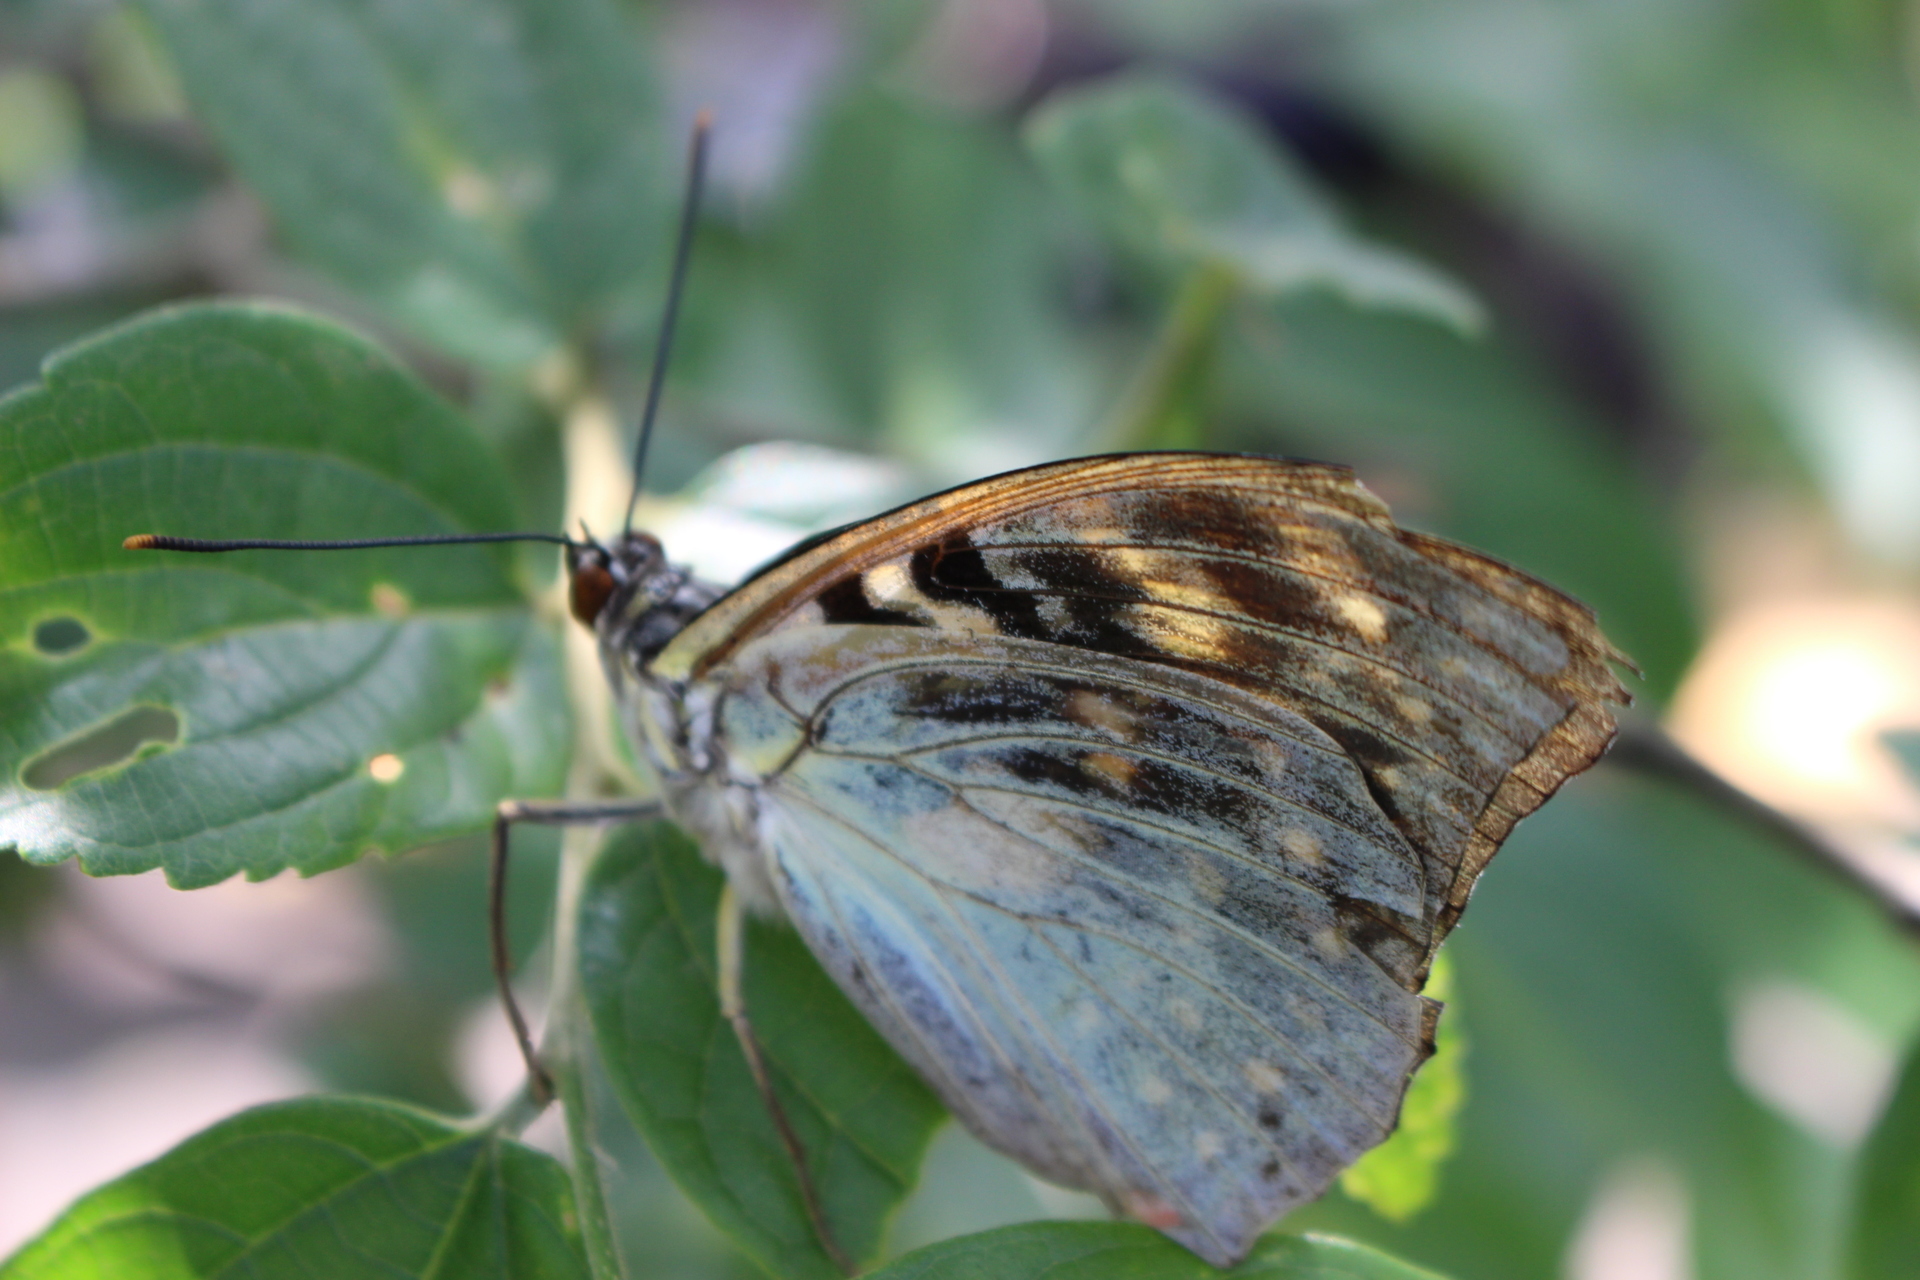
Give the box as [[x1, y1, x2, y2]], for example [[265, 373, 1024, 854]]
[[123, 534, 158, 550]]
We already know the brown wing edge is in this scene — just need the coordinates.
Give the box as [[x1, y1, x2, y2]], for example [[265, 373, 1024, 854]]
[[1396, 529, 1634, 958]]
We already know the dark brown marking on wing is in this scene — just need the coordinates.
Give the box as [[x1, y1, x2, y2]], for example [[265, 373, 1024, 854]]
[[817, 573, 928, 628], [952, 542, 1554, 754], [975, 537, 1562, 694], [855, 666, 1415, 856], [910, 537, 1053, 640], [919, 534, 1147, 652]]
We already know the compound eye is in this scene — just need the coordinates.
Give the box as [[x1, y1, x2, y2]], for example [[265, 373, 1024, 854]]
[[569, 562, 616, 625]]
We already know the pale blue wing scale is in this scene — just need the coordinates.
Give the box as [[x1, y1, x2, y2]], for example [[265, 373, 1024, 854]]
[[716, 625, 1435, 1266], [768, 792, 1415, 1265], [773, 750, 1423, 1118]]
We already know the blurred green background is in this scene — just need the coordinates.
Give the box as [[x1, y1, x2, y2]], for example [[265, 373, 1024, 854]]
[[3, 1, 1920, 1278]]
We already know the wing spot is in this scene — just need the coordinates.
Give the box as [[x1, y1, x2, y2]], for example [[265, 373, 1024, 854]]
[[1335, 594, 1389, 643], [1185, 849, 1228, 904], [1071, 1002, 1104, 1035], [1169, 998, 1203, 1031], [1136, 604, 1232, 659], [1139, 1074, 1174, 1104], [865, 562, 915, 606], [1194, 1130, 1225, 1159], [1244, 1060, 1287, 1094], [1065, 688, 1139, 739], [1281, 828, 1325, 866], [1080, 750, 1137, 790]]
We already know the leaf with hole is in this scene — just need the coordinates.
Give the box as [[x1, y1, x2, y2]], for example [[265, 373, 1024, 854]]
[[578, 820, 946, 1279], [0, 1096, 588, 1279], [1025, 74, 1479, 331], [0, 301, 569, 885]]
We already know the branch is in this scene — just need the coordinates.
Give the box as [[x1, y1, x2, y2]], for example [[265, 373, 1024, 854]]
[[1605, 718, 1920, 938]]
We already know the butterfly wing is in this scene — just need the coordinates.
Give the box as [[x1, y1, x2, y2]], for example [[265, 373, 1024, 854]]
[[657, 453, 1628, 952], [650, 453, 1627, 1263]]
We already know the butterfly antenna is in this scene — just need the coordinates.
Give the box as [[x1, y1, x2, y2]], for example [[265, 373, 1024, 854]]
[[124, 532, 578, 553], [623, 109, 713, 536]]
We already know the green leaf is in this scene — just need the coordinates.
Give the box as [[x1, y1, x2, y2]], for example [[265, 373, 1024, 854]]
[[137, 0, 666, 367], [578, 820, 945, 1279], [1024, 74, 1480, 331], [0, 302, 569, 884], [1340, 954, 1466, 1222], [0, 1096, 587, 1279], [1845, 1035, 1920, 1280], [867, 1223, 1451, 1280]]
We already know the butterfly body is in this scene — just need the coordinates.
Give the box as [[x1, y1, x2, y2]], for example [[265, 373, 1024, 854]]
[[577, 452, 1628, 1267]]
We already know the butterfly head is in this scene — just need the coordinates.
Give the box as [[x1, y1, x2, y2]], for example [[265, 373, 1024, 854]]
[[567, 530, 723, 664], [565, 531, 664, 626]]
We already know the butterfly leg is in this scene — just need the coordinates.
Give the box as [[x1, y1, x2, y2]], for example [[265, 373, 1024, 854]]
[[717, 882, 855, 1276], [492, 798, 662, 1103]]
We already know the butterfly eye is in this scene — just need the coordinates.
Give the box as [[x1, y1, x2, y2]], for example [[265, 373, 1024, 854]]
[[570, 561, 617, 625]]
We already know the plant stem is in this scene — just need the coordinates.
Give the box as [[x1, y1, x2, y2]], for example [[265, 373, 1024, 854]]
[[1094, 260, 1237, 452], [557, 393, 643, 792], [1607, 719, 1920, 939], [549, 822, 626, 1279], [527, 388, 649, 1278]]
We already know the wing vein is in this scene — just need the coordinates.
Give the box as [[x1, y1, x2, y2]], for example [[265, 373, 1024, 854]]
[[787, 652, 1417, 774], [798, 650, 1489, 791], [788, 835, 1152, 1215], [1028, 926, 1352, 1177], [882, 727, 1428, 858], [972, 536, 1565, 692], [810, 739, 1428, 943], [922, 884, 1229, 1255], [780, 779, 1423, 1048], [1032, 916, 1398, 1127], [945, 579, 1538, 753]]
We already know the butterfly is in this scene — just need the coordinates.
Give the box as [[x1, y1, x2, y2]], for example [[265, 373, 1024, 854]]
[[564, 448, 1630, 1267]]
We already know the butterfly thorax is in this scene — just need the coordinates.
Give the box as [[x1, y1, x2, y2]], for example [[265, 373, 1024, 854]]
[[569, 533, 782, 910]]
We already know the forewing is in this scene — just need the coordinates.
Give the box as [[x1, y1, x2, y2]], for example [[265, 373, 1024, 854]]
[[662, 452, 1627, 949], [715, 626, 1436, 1266]]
